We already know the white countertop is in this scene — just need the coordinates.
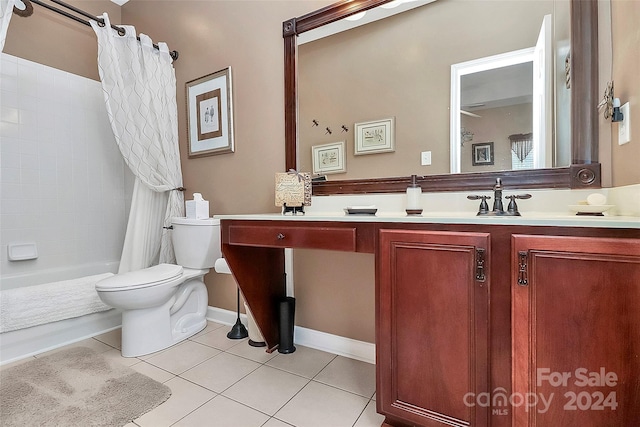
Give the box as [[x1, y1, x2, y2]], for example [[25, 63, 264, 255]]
[[215, 211, 639, 229], [215, 184, 640, 229]]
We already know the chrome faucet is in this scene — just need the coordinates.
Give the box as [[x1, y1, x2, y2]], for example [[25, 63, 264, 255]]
[[467, 178, 532, 216]]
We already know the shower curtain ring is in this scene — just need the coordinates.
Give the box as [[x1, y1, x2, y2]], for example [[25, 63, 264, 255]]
[[13, 0, 34, 17]]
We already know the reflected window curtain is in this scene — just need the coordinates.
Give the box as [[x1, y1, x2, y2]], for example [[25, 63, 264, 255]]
[[0, 0, 16, 52], [91, 13, 184, 273], [509, 133, 534, 163]]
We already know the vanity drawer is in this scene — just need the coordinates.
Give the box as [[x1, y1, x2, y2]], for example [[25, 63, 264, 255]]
[[228, 224, 357, 251]]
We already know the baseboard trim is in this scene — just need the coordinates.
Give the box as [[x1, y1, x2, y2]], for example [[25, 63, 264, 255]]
[[294, 326, 375, 364], [206, 306, 375, 364], [206, 306, 249, 326]]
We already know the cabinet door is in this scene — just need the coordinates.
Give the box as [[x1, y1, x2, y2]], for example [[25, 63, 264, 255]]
[[378, 230, 490, 427], [512, 235, 640, 427]]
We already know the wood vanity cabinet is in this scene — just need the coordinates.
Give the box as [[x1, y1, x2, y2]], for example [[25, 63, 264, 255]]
[[377, 230, 491, 427], [220, 219, 640, 427], [374, 227, 640, 427], [511, 234, 640, 427]]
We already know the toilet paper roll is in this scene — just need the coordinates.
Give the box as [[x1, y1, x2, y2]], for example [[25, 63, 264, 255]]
[[214, 258, 231, 274]]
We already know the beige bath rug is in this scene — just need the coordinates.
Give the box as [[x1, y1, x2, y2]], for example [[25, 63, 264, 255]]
[[0, 346, 171, 426]]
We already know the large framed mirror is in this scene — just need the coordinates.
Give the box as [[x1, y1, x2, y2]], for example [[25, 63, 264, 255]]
[[284, 0, 600, 195]]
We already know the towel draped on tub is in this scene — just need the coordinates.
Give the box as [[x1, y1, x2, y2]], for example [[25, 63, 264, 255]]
[[0, 273, 115, 333]]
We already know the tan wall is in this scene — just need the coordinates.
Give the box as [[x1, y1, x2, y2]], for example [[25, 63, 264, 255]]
[[611, 0, 640, 186], [120, 0, 334, 315], [293, 250, 376, 343], [3, 1, 121, 80]]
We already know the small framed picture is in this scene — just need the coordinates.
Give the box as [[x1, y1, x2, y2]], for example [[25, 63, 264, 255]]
[[275, 172, 312, 208], [354, 117, 395, 155], [312, 141, 346, 174], [472, 142, 494, 166], [186, 67, 234, 158]]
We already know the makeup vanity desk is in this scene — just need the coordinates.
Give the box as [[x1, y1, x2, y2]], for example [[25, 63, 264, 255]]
[[217, 213, 640, 427]]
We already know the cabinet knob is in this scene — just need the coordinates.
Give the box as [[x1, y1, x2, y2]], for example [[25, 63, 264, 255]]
[[277, 233, 285, 240]]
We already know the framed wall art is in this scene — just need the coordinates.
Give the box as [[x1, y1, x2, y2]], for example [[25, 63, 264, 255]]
[[312, 141, 346, 174], [274, 172, 312, 208], [472, 142, 494, 166], [186, 67, 234, 157], [354, 117, 395, 155]]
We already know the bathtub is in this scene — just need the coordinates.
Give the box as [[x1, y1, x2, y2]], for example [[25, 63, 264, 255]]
[[0, 262, 122, 365]]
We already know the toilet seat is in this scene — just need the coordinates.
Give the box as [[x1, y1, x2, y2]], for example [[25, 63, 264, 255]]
[[96, 264, 183, 292]]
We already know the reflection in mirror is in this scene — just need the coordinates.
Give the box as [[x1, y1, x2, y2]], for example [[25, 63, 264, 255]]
[[284, 0, 601, 194], [298, 0, 568, 181], [452, 49, 536, 173], [451, 13, 563, 174]]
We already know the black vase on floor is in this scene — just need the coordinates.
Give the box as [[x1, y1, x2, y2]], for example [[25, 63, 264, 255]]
[[278, 297, 296, 354]]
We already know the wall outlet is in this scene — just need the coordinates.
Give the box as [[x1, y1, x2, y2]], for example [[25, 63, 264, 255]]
[[421, 151, 432, 166], [618, 102, 631, 145]]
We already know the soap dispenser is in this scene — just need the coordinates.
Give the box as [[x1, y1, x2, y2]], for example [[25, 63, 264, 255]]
[[405, 175, 423, 215]]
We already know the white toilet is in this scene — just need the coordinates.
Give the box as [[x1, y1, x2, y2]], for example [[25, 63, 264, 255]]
[[96, 217, 221, 357]]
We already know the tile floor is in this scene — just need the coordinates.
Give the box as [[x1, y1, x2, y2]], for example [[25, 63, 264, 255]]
[[3, 321, 384, 427]]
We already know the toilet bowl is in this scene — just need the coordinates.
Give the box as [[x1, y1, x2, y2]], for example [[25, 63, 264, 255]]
[[96, 217, 221, 357]]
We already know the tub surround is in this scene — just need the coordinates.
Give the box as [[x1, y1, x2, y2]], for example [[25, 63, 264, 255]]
[[0, 310, 122, 366], [0, 273, 113, 333], [0, 262, 122, 365], [0, 53, 133, 278]]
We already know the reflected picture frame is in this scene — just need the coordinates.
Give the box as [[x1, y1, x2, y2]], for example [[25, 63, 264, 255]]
[[186, 67, 234, 158], [472, 142, 494, 166], [312, 141, 346, 174], [354, 117, 395, 155]]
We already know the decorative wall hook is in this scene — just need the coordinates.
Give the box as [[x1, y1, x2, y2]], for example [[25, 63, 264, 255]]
[[325, 127, 332, 135], [597, 81, 614, 120], [312, 119, 319, 127], [341, 125, 349, 133], [596, 81, 624, 122]]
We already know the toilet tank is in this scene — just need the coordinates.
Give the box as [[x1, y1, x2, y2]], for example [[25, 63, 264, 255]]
[[170, 217, 221, 269]]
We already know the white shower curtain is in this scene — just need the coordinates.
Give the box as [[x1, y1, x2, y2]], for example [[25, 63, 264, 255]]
[[0, 0, 16, 52], [91, 13, 184, 273]]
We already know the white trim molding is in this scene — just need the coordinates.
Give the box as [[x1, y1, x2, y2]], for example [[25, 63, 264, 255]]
[[294, 326, 375, 364], [206, 306, 375, 365]]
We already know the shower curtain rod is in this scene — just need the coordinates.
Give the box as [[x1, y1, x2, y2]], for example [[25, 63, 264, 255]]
[[16, 0, 179, 61]]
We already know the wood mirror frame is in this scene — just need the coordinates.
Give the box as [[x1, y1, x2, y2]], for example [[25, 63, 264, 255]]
[[284, 0, 600, 195]]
